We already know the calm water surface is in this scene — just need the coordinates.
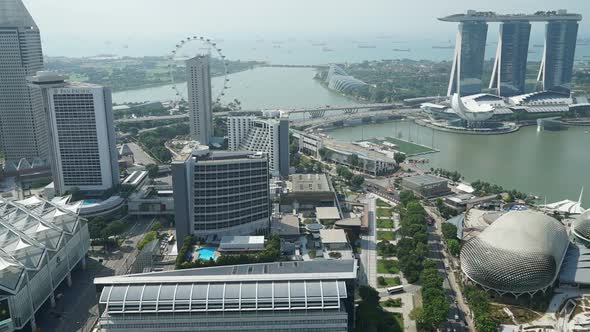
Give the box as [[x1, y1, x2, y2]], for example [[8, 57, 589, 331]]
[[327, 120, 590, 207]]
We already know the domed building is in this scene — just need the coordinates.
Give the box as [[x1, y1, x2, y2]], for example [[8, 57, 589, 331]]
[[460, 210, 569, 296], [572, 210, 590, 246]]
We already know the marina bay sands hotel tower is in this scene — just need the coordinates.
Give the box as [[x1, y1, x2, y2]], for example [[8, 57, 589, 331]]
[[440, 10, 582, 97]]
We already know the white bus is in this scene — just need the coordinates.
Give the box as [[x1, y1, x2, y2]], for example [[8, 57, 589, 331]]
[[387, 286, 404, 294]]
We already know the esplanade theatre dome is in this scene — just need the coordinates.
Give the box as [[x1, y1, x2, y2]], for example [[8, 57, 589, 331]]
[[572, 210, 590, 243], [460, 210, 569, 296]]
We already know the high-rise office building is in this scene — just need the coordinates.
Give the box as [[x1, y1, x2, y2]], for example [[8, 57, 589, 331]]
[[228, 111, 290, 177], [30, 72, 120, 195], [441, 10, 582, 97], [172, 144, 270, 245], [490, 21, 531, 96], [447, 21, 488, 96], [186, 55, 213, 145], [0, 0, 48, 165], [538, 19, 579, 94]]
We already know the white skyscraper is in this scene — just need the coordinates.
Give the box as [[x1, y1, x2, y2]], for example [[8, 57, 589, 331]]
[[0, 0, 48, 165], [228, 111, 290, 177], [186, 55, 213, 145], [30, 72, 120, 195]]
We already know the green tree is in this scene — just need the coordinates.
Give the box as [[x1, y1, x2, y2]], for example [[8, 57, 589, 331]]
[[348, 154, 360, 167], [88, 217, 107, 239], [394, 153, 406, 164], [150, 221, 163, 232], [446, 239, 460, 256], [107, 220, 127, 236], [441, 223, 458, 240], [399, 190, 416, 207], [351, 175, 365, 188]]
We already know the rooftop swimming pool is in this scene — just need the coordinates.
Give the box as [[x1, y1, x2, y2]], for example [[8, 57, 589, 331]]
[[81, 199, 101, 206], [196, 247, 217, 261]]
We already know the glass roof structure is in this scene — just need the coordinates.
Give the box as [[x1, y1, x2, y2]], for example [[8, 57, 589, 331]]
[[95, 260, 357, 314], [99, 280, 348, 313], [0, 196, 83, 295]]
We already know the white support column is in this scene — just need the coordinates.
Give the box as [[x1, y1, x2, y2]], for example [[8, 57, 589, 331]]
[[30, 315, 37, 332], [447, 30, 462, 96]]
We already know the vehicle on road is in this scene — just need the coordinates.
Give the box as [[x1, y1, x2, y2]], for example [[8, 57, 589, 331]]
[[387, 286, 404, 294]]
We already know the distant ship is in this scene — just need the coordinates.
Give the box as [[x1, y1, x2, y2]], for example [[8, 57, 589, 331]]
[[393, 48, 411, 52], [311, 42, 327, 46], [432, 45, 454, 49], [358, 45, 376, 49]]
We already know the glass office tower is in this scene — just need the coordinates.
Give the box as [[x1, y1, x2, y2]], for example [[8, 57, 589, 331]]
[[448, 22, 488, 96], [490, 22, 531, 96]]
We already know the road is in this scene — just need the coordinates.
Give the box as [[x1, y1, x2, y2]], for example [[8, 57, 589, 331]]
[[359, 196, 377, 288], [126, 142, 156, 165], [424, 206, 471, 332]]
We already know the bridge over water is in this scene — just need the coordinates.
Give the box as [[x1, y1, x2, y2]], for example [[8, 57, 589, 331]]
[[114, 103, 404, 124]]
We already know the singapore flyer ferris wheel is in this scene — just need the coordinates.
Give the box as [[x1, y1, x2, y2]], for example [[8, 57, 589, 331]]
[[168, 36, 230, 104]]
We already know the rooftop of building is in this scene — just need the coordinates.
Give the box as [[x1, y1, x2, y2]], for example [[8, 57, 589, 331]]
[[219, 235, 265, 245], [439, 10, 582, 22], [0, 196, 83, 294], [173, 141, 265, 163], [95, 260, 357, 315], [122, 170, 148, 186], [316, 206, 341, 220], [290, 173, 331, 192], [95, 259, 357, 285], [559, 244, 590, 285], [320, 229, 349, 244], [272, 214, 300, 237], [323, 139, 397, 164], [402, 174, 448, 186]]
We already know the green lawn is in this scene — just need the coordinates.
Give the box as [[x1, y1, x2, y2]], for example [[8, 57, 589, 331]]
[[377, 219, 393, 229], [377, 199, 391, 207], [377, 208, 392, 218], [377, 230, 394, 241], [382, 298, 403, 308], [377, 259, 400, 274], [369, 136, 437, 156], [378, 276, 401, 287]]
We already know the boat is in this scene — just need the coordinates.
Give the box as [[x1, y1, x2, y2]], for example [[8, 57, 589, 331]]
[[358, 45, 376, 49], [432, 45, 454, 49], [393, 48, 411, 52], [311, 42, 327, 47]]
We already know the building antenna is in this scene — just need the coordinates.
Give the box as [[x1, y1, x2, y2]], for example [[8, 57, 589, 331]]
[[578, 187, 584, 205]]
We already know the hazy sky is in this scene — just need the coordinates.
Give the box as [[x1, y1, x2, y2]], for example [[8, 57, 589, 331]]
[[22, 0, 590, 57]]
